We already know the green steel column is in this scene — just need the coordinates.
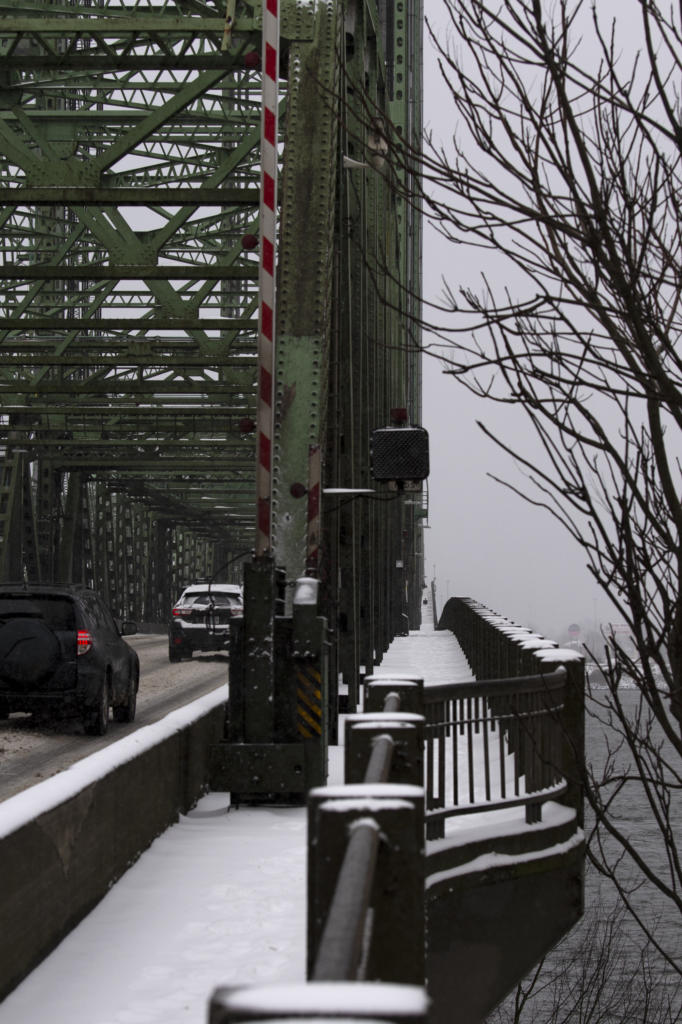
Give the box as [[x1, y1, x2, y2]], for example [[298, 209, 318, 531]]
[[21, 458, 41, 584], [334, 9, 366, 707], [272, 1, 340, 582], [36, 462, 63, 583]]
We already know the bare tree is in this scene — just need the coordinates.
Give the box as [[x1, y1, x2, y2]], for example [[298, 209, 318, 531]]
[[360, 0, 682, 975], [488, 889, 681, 1023]]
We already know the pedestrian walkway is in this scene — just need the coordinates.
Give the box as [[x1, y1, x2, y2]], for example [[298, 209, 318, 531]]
[[373, 598, 473, 686], [0, 607, 473, 1024]]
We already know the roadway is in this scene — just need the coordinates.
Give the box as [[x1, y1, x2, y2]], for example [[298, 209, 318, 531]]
[[0, 634, 228, 803]]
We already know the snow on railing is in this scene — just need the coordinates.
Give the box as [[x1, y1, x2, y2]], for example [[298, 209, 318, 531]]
[[423, 668, 568, 838], [210, 601, 584, 1024], [435, 596, 586, 831]]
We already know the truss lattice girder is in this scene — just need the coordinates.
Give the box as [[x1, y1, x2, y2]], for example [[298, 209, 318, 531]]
[[0, 0, 292, 576], [0, 1, 424, 635]]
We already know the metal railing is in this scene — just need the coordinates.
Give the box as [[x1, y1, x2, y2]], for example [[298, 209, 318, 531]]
[[311, 704, 398, 982], [210, 596, 584, 1024], [436, 596, 585, 829], [424, 668, 567, 837], [308, 686, 424, 987]]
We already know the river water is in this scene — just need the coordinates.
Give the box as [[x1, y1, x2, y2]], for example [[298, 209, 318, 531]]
[[489, 686, 681, 1024]]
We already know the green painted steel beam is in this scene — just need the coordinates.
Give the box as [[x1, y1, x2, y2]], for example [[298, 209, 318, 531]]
[[271, 1, 339, 579], [0, 1, 266, 576], [0, 189, 260, 205], [0, 16, 231, 31], [0, 318, 256, 330]]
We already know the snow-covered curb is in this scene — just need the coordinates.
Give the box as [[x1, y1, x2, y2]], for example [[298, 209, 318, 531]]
[[0, 686, 228, 1002]]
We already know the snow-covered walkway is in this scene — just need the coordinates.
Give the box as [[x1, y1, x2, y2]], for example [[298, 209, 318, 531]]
[[372, 597, 473, 685], [0, 611, 473, 1024]]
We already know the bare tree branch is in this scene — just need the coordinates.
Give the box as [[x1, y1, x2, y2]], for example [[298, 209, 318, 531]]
[[341, 0, 682, 977]]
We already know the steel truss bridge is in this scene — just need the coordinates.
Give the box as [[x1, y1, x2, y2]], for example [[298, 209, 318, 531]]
[[0, 0, 424, 683]]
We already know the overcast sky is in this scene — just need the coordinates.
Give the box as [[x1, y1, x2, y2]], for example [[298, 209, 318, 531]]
[[419, 2, 616, 641], [421, 355, 610, 639]]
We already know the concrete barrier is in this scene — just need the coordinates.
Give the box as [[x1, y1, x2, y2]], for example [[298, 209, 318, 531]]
[[0, 687, 227, 1000]]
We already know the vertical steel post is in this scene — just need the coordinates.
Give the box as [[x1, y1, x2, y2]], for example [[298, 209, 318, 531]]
[[242, 556, 278, 744], [0, 454, 23, 582], [255, 0, 279, 557], [292, 576, 328, 790], [57, 472, 81, 583], [242, 0, 280, 745]]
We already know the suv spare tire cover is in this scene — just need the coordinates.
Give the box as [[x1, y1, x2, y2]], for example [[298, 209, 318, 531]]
[[0, 618, 61, 685]]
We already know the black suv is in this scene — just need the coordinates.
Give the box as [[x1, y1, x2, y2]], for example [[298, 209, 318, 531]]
[[0, 584, 139, 736]]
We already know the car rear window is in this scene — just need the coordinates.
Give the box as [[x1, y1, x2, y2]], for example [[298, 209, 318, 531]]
[[180, 591, 241, 607], [0, 594, 76, 629]]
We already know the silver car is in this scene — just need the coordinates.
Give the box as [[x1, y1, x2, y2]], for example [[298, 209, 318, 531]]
[[168, 582, 243, 661]]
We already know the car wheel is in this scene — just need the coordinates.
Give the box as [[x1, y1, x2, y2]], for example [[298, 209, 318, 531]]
[[113, 666, 137, 724], [84, 676, 109, 736], [169, 641, 192, 662]]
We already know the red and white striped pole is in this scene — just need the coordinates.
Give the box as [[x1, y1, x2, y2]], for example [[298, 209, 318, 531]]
[[255, 0, 279, 556]]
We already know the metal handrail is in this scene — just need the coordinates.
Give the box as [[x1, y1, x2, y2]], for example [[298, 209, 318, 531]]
[[423, 667, 568, 835], [423, 667, 566, 703], [312, 818, 381, 981], [310, 691, 401, 982], [305, 598, 584, 1022], [364, 733, 396, 783]]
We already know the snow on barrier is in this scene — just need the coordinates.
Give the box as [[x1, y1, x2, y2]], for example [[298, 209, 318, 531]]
[[210, 982, 430, 1023], [0, 687, 227, 1000]]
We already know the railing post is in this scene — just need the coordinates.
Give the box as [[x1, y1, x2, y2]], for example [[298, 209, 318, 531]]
[[364, 676, 424, 715], [430, 579, 439, 627], [345, 714, 424, 786], [536, 650, 585, 829], [307, 784, 425, 986]]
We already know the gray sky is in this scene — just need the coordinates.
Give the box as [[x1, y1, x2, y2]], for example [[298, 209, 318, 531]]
[[420, 2, 617, 641], [421, 351, 610, 639]]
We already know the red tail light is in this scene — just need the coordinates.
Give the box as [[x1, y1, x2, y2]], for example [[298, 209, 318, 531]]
[[77, 630, 93, 655], [172, 607, 192, 618]]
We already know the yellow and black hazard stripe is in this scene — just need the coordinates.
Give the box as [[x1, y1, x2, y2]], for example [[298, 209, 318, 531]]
[[296, 663, 322, 738]]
